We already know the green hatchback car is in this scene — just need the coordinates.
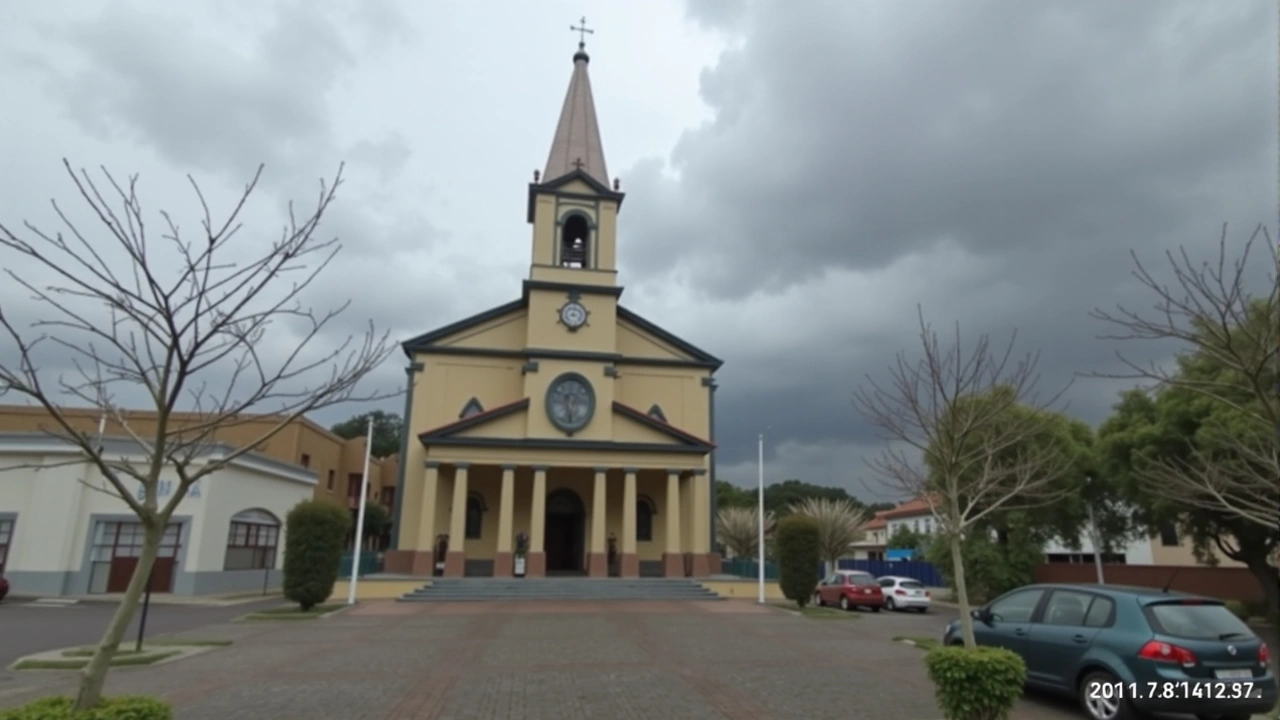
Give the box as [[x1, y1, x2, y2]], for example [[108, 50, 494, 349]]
[[942, 583, 1277, 720]]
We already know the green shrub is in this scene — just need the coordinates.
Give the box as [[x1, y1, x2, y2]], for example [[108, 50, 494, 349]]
[[0, 696, 171, 719], [283, 500, 351, 611], [775, 515, 821, 607], [1224, 600, 1249, 620], [925, 647, 1026, 720]]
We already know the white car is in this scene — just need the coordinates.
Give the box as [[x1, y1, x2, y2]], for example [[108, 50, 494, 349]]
[[877, 575, 931, 612]]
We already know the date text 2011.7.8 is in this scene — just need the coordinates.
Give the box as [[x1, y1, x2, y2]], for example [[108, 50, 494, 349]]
[[1089, 681, 1258, 702]]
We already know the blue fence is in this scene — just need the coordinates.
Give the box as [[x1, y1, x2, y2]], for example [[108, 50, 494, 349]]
[[338, 552, 384, 577], [837, 559, 944, 587]]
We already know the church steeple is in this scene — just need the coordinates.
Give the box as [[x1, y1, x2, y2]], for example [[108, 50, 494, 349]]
[[542, 19, 609, 187], [526, 21, 624, 287]]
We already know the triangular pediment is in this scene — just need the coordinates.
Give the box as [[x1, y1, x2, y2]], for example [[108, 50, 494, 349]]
[[401, 299, 527, 355], [611, 402, 713, 449], [419, 398, 530, 441], [615, 306, 722, 368]]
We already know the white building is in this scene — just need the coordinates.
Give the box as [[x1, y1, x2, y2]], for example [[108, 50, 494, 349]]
[[0, 432, 316, 597]]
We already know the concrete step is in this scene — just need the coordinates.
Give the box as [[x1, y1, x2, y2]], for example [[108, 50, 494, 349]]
[[397, 578, 724, 602]]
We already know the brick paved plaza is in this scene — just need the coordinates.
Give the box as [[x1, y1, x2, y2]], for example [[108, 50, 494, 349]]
[[0, 601, 1080, 720]]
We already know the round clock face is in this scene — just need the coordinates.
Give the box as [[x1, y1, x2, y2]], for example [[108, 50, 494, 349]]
[[545, 373, 595, 432], [560, 301, 588, 329]]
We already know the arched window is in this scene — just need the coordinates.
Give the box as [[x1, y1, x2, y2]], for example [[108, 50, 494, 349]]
[[559, 214, 591, 268], [465, 492, 487, 540], [224, 509, 280, 571], [636, 495, 657, 543]]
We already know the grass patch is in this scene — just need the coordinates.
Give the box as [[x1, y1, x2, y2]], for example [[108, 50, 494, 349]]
[[241, 603, 345, 621], [148, 638, 233, 647], [17, 650, 180, 670], [894, 635, 941, 651], [767, 602, 861, 619]]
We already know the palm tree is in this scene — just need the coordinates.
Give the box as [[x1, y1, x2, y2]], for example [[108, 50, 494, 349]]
[[716, 506, 774, 559], [789, 497, 869, 575]]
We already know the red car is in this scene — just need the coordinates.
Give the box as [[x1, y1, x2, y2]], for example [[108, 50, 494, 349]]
[[812, 570, 884, 612]]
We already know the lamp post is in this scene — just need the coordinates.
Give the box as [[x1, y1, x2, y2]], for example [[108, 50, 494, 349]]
[[757, 432, 766, 604]]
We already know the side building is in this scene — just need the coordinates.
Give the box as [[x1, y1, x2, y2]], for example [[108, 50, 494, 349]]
[[0, 405, 397, 597]]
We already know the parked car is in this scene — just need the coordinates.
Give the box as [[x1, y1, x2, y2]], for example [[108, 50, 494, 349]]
[[877, 575, 930, 613], [812, 570, 883, 612], [942, 583, 1277, 720], [0, 575, 8, 603]]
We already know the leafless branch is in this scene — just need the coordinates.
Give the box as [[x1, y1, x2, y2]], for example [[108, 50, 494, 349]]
[[853, 306, 1074, 536], [1136, 429, 1280, 530], [1089, 223, 1279, 427], [0, 159, 397, 525]]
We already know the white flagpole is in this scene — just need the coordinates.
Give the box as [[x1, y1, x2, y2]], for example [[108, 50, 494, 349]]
[[757, 432, 765, 604], [347, 417, 375, 605]]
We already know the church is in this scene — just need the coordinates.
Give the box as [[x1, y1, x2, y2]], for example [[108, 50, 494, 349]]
[[383, 37, 723, 580]]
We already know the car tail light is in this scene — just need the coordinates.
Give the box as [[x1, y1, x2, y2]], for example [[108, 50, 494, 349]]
[[895, 589, 907, 596], [1260, 643, 1270, 668], [925, 591, 931, 598], [1138, 640, 1197, 668]]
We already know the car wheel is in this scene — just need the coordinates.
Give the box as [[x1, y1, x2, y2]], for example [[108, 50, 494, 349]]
[[885, 596, 897, 611], [870, 605, 881, 613], [840, 596, 850, 611], [813, 593, 823, 607], [1079, 670, 1137, 720], [917, 606, 928, 613]]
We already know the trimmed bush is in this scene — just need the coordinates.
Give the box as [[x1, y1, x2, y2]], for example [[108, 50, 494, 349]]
[[0, 696, 171, 719], [283, 500, 351, 611], [1224, 600, 1249, 620], [925, 646, 1026, 720], [775, 514, 821, 607]]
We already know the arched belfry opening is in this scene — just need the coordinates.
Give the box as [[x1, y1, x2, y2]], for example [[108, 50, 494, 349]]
[[559, 214, 590, 268]]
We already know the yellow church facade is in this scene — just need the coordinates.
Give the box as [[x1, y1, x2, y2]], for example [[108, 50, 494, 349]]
[[384, 41, 723, 580]]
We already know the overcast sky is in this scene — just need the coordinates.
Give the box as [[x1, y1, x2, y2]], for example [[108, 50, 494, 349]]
[[0, 0, 1275, 502]]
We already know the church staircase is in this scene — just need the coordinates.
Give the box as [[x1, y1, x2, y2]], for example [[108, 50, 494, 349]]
[[397, 577, 723, 602]]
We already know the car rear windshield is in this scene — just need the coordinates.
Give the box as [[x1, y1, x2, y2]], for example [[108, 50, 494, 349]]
[[847, 574, 876, 586], [900, 581, 924, 590], [1146, 602, 1252, 640]]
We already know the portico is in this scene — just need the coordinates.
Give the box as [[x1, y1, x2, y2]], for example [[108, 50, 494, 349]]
[[397, 461, 710, 578], [384, 37, 722, 580]]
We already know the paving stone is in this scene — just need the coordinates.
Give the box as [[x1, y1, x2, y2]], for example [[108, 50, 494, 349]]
[[0, 599, 1089, 720]]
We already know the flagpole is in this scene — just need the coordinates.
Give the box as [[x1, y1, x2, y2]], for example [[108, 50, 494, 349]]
[[757, 432, 765, 604], [347, 418, 374, 605]]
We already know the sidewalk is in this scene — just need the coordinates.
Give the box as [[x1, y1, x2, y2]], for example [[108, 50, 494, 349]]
[[10, 591, 284, 607]]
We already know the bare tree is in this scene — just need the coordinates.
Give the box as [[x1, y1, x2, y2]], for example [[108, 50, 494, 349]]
[[0, 160, 395, 710], [716, 506, 774, 560], [789, 496, 868, 578], [1090, 224, 1279, 530], [852, 308, 1073, 648]]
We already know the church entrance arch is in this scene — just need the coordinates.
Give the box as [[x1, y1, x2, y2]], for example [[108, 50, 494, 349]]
[[545, 488, 586, 575]]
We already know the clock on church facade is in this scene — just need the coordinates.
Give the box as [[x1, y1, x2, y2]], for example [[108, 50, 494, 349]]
[[383, 39, 723, 582]]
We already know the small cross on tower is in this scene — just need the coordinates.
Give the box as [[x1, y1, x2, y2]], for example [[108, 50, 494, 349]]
[[570, 16, 594, 50], [571, 157, 585, 170]]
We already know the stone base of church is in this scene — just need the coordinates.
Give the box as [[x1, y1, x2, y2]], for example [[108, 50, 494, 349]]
[[587, 552, 608, 577], [689, 552, 710, 578], [384, 549, 434, 576], [443, 551, 466, 578], [706, 552, 722, 576], [619, 553, 639, 577], [662, 552, 684, 578], [493, 551, 513, 577], [525, 551, 546, 577]]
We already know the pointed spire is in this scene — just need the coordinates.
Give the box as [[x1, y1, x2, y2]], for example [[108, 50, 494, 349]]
[[543, 20, 609, 187]]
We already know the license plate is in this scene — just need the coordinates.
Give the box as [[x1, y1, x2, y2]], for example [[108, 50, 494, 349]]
[[1215, 669, 1253, 679], [911, 591, 923, 596]]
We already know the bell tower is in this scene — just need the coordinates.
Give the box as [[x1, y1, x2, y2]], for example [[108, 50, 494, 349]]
[[526, 21, 625, 290]]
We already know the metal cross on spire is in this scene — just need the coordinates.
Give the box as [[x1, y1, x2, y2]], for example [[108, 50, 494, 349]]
[[570, 16, 594, 49]]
